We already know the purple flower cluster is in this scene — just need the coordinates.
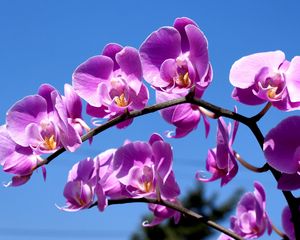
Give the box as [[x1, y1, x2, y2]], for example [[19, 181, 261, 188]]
[[60, 133, 181, 225], [72, 17, 212, 136], [0, 84, 88, 186], [2, 15, 299, 237]]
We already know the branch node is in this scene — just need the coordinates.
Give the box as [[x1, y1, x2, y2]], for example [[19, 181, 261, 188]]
[[186, 85, 196, 100], [124, 108, 131, 118], [251, 102, 272, 122]]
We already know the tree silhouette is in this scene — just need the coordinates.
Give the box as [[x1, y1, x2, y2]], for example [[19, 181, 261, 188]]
[[131, 183, 243, 240]]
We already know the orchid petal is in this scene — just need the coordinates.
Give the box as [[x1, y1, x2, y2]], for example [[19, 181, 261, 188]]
[[116, 47, 142, 80], [285, 56, 300, 102], [140, 27, 181, 87], [264, 116, 300, 173], [230, 51, 285, 89], [72, 55, 114, 107], [6, 95, 47, 146]]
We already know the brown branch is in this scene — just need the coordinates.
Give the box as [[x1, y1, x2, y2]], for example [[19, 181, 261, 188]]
[[35, 95, 250, 168], [234, 151, 269, 173], [271, 223, 289, 240], [32, 93, 299, 239], [251, 102, 272, 122], [89, 198, 244, 240], [35, 97, 188, 168]]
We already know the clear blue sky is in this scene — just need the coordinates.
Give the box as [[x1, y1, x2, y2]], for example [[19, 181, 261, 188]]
[[1, 1, 300, 239]]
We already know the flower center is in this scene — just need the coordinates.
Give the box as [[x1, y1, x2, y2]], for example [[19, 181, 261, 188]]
[[265, 73, 285, 100], [39, 119, 58, 151], [72, 182, 93, 207], [114, 93, 128, 107], [43, 135, 57, 150], [255, 69, 286, 101], [173, 54, 192, 88], [139, 165, 155, 193], [75, 195, 86, 206], [267, 87, 278, 99], [176, 72, 191, 87], [143, 181, 153, 193], [110, 75, 130, 107]]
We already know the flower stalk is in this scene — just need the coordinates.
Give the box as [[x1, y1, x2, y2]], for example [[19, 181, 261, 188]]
[[89, 197, 244, 240], [32, 91, 300, 239], [234, 152, 269, 173]]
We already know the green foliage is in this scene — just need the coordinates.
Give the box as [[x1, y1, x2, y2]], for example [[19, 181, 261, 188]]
[[131, 183, 243, 240]]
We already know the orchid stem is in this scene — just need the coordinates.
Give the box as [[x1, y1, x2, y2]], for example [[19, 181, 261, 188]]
[[272, 223, 289, 240], [33, 93, 300, 238], [234, 151, 269, 173], [199, 106, 218, 119], [251, 102, 272, 122], [90, 198, 244, 240], [35, 95, 249, 168]]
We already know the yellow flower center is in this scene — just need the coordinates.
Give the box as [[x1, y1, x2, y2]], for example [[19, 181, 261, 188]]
[[267, 87, 278, 99], [114, 93, 128, 107], [143, 181, 153, 193], [44, 135, 57, 150], [176, 72, 191, 87], [75, 195, 86, 206]]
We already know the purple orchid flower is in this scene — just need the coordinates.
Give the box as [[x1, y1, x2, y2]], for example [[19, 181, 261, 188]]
[[196, 117, 239, 186], [1, 84, 88, 186], [59, 157, 96, 212], [156, 91, 211, 138], [143, 200, 181, 227], [282, 206, 296, 240], [6, 84, 86, 154], [220, 182, 272, 239], [140, 17, 212, 95], [230, 51, 300, 111], [72, 43, 149, 128], [113, 133, 180, 200], [140, 17, 212, 138], [0, 125, 39, 186], [59, 149, 122, 212], [264, 116, 300, 190]]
